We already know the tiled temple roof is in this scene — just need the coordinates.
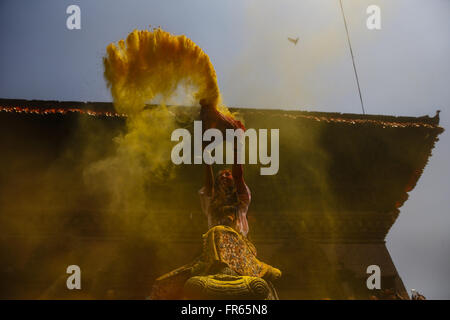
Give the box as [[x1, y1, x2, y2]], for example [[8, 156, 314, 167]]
[[0, 98, 442, 128], [0, 98, 444, 242]]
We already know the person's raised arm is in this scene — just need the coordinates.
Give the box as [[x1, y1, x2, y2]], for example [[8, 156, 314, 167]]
[[200, 99, 247, 195], [200, 100, 217, 197], [232, 152, 247, 196], [204, 164, 214, 197], [200, 99, 244, 133]]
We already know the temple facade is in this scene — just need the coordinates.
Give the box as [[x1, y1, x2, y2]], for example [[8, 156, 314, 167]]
[[0, 99, 443, 299]]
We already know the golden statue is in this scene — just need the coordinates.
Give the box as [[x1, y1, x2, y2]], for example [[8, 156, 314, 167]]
[[150, 100, 281, 300]]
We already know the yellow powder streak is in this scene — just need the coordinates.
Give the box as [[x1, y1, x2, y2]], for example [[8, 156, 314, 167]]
[[103, 28, 231, 116]]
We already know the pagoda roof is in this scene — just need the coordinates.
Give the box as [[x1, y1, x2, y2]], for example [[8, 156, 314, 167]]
[[0, 98, 444, 242]]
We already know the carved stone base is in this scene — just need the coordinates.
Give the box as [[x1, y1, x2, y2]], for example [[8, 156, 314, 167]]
[[184, 274, 276, 300]]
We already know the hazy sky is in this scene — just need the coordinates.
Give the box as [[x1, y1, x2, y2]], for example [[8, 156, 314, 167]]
[[0, 0, 449, 298]]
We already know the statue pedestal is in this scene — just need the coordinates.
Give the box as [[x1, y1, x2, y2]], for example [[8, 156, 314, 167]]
[[150, 226, 281, 300], [184, 274, 277, 300]]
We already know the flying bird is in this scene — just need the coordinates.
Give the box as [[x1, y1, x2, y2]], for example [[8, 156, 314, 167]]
[[288, 37, 299, 45]]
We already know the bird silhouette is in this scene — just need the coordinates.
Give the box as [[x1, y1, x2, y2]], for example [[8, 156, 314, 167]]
[[288, 37, 299, 45]]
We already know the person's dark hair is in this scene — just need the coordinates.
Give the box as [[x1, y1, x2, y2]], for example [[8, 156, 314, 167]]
[[210, 169, 239, 226]]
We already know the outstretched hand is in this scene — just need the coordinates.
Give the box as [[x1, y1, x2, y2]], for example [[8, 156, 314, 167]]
[[200, 100, 245, 133]]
